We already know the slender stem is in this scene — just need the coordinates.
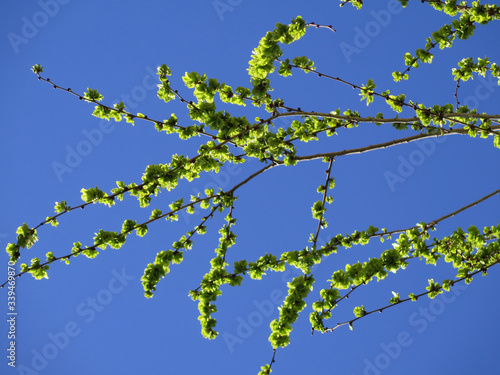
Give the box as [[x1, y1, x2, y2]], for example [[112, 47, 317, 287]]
[[268, 348, 277, 371], [279, 61, 500, 133], [427, 188, 500, 227], [293, 128, 499, 162], [324, 261, 499, 333], [2, 159, 282, 286], [306, 22, 336, 33], [195, 187, 500, 292], [312, 158, 334, 249], [37, 74, 240, 146], [1, 195, 220, 287], [227, 163, 277, 194], [275, 109, 500, 123], [454, 78, 461, 111]]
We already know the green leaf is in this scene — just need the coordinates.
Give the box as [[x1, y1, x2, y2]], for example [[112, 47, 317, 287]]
[[31, 64, 44, 74], [54, 201, 68, 213], [353, 305, 366, 317], [494, 134, 500, 149], [84, 88, 103, 102]]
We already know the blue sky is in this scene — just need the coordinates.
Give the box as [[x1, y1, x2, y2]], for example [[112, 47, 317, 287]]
[[1, 1, 500, 374]]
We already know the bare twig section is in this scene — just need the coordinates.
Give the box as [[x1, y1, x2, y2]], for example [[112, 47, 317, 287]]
[[227, 163, 278, 194], [427, 188, 500, 227], [312, 158, 334, 249], [454, 78, 461, 111], [276, 110, 500, 124], [306, 22, 336, 32], [293, 132, 469, 162]]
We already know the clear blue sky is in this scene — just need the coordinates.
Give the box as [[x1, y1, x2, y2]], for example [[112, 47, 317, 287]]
[[1, 1, 500, 374]]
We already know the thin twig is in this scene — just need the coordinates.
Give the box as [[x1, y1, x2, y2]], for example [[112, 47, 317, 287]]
[[306, 22, 336, 33], [36, 74, 239, 146], [312, 158, 334, 249], [325, 261, 499, 333]]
